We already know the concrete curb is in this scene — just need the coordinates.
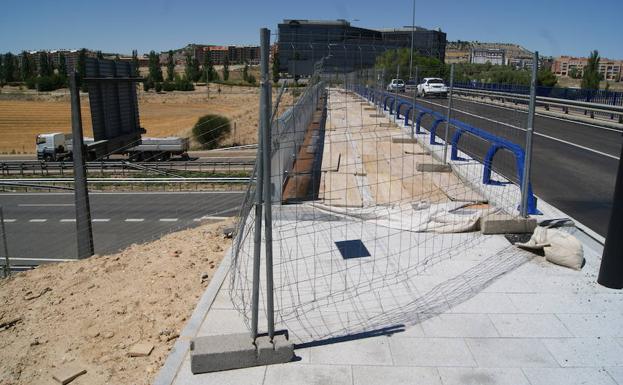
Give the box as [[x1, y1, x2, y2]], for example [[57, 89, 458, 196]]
[[152, 248, 233, 385]]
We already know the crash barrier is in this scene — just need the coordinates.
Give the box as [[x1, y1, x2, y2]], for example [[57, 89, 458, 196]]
[[355, 86, 538, 214]]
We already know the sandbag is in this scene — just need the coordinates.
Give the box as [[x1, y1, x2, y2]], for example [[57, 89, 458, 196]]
[[516, 227, 585, 270]]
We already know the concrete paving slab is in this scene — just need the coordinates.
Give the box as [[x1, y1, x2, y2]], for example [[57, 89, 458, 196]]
[[488, 314, 572, 338], [606, 367, 623, 385], [522, 367, 618, 385], [556, 313, 623, 337], [438, 367, 530, 385], [353, 366, 442, 385], [448, 292, 518, 314], [309, 335, 393, 365], [174, 355, 266, 385], [263, 363, 352, 385], [51, 365, 87, 384], [465, 338, 558, 368], [390, 337, 476, 367], [542, 338, 623, 367], [417, 314, 500, 338]]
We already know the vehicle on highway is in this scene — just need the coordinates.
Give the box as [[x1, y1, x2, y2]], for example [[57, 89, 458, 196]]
[[386, 79, 405, 93], [405, 79, 418, 93], [417, 78, 448, 98], [36, 133, 190, 162]]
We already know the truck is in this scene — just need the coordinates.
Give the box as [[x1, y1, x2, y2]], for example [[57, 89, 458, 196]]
[[36, 133, 190, 162]]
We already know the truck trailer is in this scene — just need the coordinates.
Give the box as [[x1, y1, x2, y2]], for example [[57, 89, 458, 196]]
[[36, 133, 190, 162]]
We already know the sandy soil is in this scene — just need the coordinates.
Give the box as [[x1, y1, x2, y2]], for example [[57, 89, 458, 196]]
[[0, 218, 234, 385], [0, 83, 294, 154]]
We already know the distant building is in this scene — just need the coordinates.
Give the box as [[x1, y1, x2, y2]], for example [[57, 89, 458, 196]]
[[470, 48, 505, 65], [553, 55, 623, 81], [277, 19, 446, 77], [159, 44, 261, 66]]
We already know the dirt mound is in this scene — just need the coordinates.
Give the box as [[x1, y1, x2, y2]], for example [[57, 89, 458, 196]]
[[0, 218, 234, 385]]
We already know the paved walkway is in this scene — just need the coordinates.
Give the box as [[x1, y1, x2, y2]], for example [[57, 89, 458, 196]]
[[155, 89, 623, 385]]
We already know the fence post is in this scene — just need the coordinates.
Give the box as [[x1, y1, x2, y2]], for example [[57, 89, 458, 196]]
[[411, 66, 418, 138], [260, 27, 276, 340], [598, 142, 623, 289], [69, 71, 95, 258], [520, 52, 538, 218], [443, 64, 455, 164], [1, 206, 9, 277]]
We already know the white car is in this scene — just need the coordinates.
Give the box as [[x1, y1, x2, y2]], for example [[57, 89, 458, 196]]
[[386, 79, 405, 93], [417, 78, 448, 98]]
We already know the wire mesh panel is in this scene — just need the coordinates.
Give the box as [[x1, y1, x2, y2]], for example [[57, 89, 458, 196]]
[[228, 30, 534, 344]]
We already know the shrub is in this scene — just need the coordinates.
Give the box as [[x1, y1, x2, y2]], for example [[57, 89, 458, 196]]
[[155, 82, 163, 92], [143, 80, 153, 92], [162, 81, 176, 92], [36, 75, 65, 91], [174, 76, 195, 91], [192, 114, 231, 149]]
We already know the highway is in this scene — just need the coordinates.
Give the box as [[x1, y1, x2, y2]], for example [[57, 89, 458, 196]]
[[412, 95, 622, 237], [0, 191, 246, 264]]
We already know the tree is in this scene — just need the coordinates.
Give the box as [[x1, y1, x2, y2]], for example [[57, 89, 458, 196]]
[[205, 52, 217, 81], [3, 53, 16, 82], [58, 53, 67, 84], [131, 50, 139, 77], [166, 50, 175, 81], [568, 67, 581, 79], [272, 51, 280, 84], [185, 52, 200, 82], [242, 61, 249, 82], [581, 50, 602, 90], [537, 67, 557, 87], [0, 55, 4, 84], [20, 51, 34, 81], [222, 55, 229, 81], [38, 52, 53, 77], [148, 50, 163, 82], [96, 50, 104, 59], [77, 48, 87, 88]]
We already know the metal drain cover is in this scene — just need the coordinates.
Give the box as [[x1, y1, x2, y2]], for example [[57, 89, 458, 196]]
[[335, 240, 371, 259]]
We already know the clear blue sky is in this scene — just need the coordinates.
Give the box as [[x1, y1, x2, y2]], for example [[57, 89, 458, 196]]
[[1, 0, 621, 59]]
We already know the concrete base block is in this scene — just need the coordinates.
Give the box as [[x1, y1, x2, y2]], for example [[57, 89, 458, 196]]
[[480, 214, 537, 234], [190, 332, 294, 374], [416, 163, 452, 172], [392, 136, 418, 144]]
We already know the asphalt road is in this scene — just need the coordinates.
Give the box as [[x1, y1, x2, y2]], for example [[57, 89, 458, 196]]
[[411, 95, 622, 237], [0, 191, 246, 264]]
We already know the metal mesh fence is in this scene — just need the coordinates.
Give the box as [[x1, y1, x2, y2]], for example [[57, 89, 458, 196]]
[[228, 31, 537, 343]]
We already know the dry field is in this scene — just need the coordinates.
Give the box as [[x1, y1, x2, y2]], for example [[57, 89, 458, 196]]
[[0, 82, 293, 154]]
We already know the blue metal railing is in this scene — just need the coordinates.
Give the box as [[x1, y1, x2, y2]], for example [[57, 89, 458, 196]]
[[454, 81, 623, 107], [355, 85, 538, 214]]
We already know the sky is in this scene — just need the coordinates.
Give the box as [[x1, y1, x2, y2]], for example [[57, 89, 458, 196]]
[[1, 0, 621, 59]]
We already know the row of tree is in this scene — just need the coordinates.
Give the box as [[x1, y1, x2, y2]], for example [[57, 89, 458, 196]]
[[375, 48, 559, 88], [375, 48, 612, 91]]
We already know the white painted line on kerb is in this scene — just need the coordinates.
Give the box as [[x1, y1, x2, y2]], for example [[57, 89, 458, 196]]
[[419, 98, 620, 161], [125, 218, 144, 222], [60, 218, 76, 222], [18, 203, 74, 207], [159, 218, 178, 222], [92, 218, 110, 222], [29, 219, 47, 223], [2, 219, 16, 223]]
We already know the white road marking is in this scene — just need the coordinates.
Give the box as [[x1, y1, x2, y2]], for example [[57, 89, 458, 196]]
[[2, 219, 16, 223], [193, 216, 228, 221], [159, 218, 178, 222], [0, 191, 247, 196], [125, 218, 144, 222], [417, 98, 620, 161], [92, 218, 110, 222], [29, 219, 47, 223], [18, 203, 74, 207], [60, 219, 76, 222]]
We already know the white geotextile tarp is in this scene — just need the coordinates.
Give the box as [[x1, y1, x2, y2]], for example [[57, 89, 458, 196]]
[[307, 201, 500, 233]]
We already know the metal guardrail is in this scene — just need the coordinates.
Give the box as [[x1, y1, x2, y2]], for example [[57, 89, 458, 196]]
[[0, 177, 251, 185], [453, 87, 623, 123], [0, 160, 256, 175]]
